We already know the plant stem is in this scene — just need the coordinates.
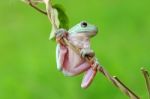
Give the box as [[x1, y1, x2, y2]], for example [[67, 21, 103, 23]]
[[141, 67, 150, 99], [26, 0, 47, 15]]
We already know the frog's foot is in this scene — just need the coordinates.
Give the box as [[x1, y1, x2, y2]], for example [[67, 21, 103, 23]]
[[81, 68, 97, 88], [80, 48, 95, 58], [91, 59, 99, 70], [55, 29, 68, 45]]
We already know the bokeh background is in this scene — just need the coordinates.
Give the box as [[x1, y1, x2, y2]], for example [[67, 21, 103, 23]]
[[0, 0, 150, 99]]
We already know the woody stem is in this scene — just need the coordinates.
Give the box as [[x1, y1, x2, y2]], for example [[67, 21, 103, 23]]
[[141, 68, 150, 98], [27, 0, 47, 15]]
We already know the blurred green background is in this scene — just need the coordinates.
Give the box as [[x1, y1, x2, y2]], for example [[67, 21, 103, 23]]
[[0, 0, 150, 99]]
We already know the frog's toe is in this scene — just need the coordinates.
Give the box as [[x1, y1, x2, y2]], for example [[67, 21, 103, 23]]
[[55, 28, 68, 38], [80, 49, 95, 58], [55, 29, 68, 45], [88, 50, 95, 57]]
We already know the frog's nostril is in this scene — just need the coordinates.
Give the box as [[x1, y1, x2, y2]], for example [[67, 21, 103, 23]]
[[81, 22, 87, 28]]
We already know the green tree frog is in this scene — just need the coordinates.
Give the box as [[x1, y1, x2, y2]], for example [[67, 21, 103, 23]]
[[55, 21, 98, 88]]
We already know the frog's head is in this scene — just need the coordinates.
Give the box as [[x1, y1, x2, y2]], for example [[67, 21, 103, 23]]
[[68, 21, 98, 37]]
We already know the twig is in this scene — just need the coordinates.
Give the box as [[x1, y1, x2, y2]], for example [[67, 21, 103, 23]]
[[113, 76, 139, 99], [97, 66, 139, 99], [23, 0, 140, 98], [141, 67, 150, 98], [42, 0, 58, 29], [24, 0, 47, 15]]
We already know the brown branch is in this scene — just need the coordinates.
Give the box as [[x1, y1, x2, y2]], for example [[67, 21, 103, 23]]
[[113, 76, 139, 99], [23, 0, 47, 15], [141, 67, 150, 98], [23, 0, 140, 98], [97, 66, 140, 99]]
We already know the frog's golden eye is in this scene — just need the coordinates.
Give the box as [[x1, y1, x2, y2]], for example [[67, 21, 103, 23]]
[[81, 22, 87, 28]]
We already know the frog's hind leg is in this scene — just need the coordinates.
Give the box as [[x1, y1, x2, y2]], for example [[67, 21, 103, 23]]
[[62, 62, 90, 76], [81, 68, 97, 88], [56, 44, 68, 71]]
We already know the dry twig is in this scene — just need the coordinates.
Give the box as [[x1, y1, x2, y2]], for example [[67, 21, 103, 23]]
[[141, 68, 150, 98], [23, 0, 47, 15]]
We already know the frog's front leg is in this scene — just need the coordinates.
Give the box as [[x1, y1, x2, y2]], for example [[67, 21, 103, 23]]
[[55, 28, 68, 46]]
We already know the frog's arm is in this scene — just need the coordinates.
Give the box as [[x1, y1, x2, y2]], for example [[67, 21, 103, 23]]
[[56, 44, 68, 70]]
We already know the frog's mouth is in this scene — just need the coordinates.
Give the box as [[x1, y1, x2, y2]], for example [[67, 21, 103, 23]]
[[78, 30, 98, 37]]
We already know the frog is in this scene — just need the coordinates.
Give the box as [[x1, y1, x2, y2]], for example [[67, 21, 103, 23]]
[[55, 21, 99, 88]]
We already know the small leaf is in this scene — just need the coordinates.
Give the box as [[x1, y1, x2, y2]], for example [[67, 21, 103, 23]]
[[49, 4, 69, 40], [53, 4, 69, 30], [49, 8, 60, 40]]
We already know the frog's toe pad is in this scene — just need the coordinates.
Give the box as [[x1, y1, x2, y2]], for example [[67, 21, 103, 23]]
[[80, 49, 95, 58], [81, 68, 97, 88], [55, 29, 68, 38]]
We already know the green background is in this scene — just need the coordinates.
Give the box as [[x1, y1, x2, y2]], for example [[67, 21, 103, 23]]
[[0, 0, 150, 99]]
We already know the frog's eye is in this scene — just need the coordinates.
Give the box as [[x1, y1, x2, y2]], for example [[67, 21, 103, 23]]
[[81, 22, 87, 28]]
